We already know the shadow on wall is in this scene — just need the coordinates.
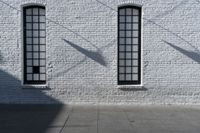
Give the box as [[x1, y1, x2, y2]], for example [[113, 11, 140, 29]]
[[163, 40, 200, 63], [0, 69, 66, 133], [0, 51, 3, 63], [63, 39, 107, 66]]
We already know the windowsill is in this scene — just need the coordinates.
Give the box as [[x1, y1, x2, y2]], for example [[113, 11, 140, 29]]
[[117, 84, 147, 91], [22, 84, 50, 90]]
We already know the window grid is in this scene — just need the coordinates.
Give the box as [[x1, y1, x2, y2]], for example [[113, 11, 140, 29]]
[[118, 6, 141, 85], [23, 6, 46, 84]]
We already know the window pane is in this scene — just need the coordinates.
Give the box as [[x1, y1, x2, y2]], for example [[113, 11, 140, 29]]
[[39, 16, 45, 22], [26, 9, 32, 15], [119, 60, 125, 66], [133, 31, 138, 37], [133, 60, 138, 66], [126, 8, 132, 15], [132, 38, 138, 44], [126, 52, 131, 58], [126, 16, 131, 22], [133, 9, 139, 15], [126, 38, 131, 44], [132, 45, 138, 51], [126, 60, 131, 66], [40, 45, 45, 51], [133, 24, 138, 30], [33, 38, 38, 44], [119, 9, 125, 15], [119, 53, 125, 58], [33, 8, 38, 15], [40, 52, 45, 58], [40, 31, 45, 37], [26, 38, 32, 44], [33, 74, 39, 80], [119, 67, 125, 73], [26, 23, 32, 29], [132, 74, 138, 80], [126, 24, 131, 30], [120, 16, 125, 22], [126, 45, 131, 51], [26, 31, 32, 37], [27, 67, 32, 73], [132, 53, 138, 59], [33, 45, 39, 51], [33, 23, 38, 29], [126, 31, 131, 37], [33, 52, 39, 58], [33, 31, 39, 37], [119, 74, 125, 80], [26, 16, 32, 22], [126, 67, 131, 73], [27, 60, 32, 66], [119, 24, 125, 30], [119, 38, 125, 44], [27, 52, 32, 58], [40, 23, 45, 29], [40, 60, 45, 65], [33, 16, 38, 22], [27, 74, 32, 80], [40, 38, 45, 44], [26, 45, 32, 51], [120, 31, 125, 37], [40, 74, 45, 80], [133, 16, 138, 22], [126, 74, 131, 80], [33, 60, 39, 66], [132, 67, 138, 73], [40, 67, 46, 73]]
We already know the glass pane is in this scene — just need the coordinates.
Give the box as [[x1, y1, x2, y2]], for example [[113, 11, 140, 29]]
[[33, 8, 38, 15], [27, 52, 32, 58], [120, 31, 125, 37], [126, 53, 131, 58], [120, 16, 125, 22], [126, 60, 131, 66], [132, 74, 138, 80], [126, 45, 131, 51], [126, 24, 131, 30], [126, 67, 131, 73], [26, 38, 32, 44], [126, 38, 131, 44], [133, 23, 138, 30], [40, 31, 45, 37], [33, 16, 38, 22], [119, 67, 125, 73], [40, 23, 45, 29], [33, 52, 39, 58], [40, 74, 45, 80], [39, 9, 45, 15], [39, 16, 45, 22], [119, 24, 125, 30], [33, 74, 39, 80], [33, 45, 39, 51], [27, 67, 32, 73], [133, 16, 138, 22], [27, 60, 32, 66], [126, 31, 131, 37], [126, 8, 132, 15], [33, 60, 39, 66], [133, 9, 139, 15], [133, 53, 138, 59], [119, 9, 125, 15], [132, 67, 138, 73], [119, 45, 125, 51], [26, 30, 32, 37], [33, 23, 38, 29], [119, 38, 125, 44], [40, 67, 46, 73], [40, 60, 45, 65], [132, 45, 138, 51], [33, 31, 39, 37], [40, 38, 45, 44], [26, 16, 32, 22], [119, 74, 125, 80], [132, 38, 138, 44], [119, 60, 125, 66], [126, 16, 131, 22], [40, 52, 45, 58], [133, 60, 138, 66], [26, 23, 32, 29], [26, 45, 32, 51], [33, 38, 38, 44], [119, 53, 125, 58], [27, 74, 32, 80], [26, 9, 32, 15], [133, 31, 138, 37], [126, 74, 131, 80], [40, 45, 45, 51]]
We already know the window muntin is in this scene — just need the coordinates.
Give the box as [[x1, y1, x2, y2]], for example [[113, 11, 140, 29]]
[[118, 6, 141, 85], [23, 6, 46, 84]]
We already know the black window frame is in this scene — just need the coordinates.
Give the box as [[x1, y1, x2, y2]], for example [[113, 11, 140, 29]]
[[118, 5, 142, 85], [23, 5, 46, 85]]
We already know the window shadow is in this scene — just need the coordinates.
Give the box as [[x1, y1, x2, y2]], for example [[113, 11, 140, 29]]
[[163, 40, 200, 64], [0, 69, 67, 133], [63, 39, 107, 66]]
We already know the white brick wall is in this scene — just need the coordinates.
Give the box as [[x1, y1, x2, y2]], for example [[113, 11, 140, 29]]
[[0, 0, 200, 104]]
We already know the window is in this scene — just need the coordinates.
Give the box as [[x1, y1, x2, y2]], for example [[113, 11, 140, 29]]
[[118, 6, 141, 85], [23, 5, 46, 84]]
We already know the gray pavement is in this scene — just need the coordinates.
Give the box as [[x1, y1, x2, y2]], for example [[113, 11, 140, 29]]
[[1, 104, 200, 133]]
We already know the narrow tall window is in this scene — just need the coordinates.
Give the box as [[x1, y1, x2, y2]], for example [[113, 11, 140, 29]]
[[118, 6, 141, 85], [23, 6, 46, 84]]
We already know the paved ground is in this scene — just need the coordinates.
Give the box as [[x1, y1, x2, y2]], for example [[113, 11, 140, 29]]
[[1, 104, 200, 133]]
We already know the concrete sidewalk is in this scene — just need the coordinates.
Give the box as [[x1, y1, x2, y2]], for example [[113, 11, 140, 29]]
[[1, 104, 200, 133]]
